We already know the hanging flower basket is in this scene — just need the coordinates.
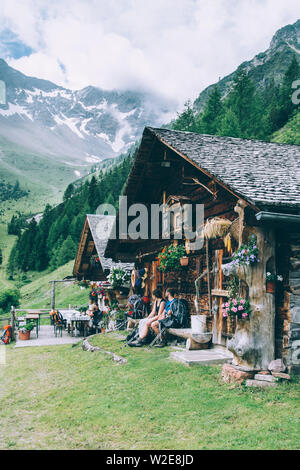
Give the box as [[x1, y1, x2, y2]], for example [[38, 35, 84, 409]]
[[157, 244, 186, 273], [222, 297, 250, 320], [108, 267, 130, 289], [232, 234, 259, 267], [90, 254, 101, 267], [180, 256, 189, 267]]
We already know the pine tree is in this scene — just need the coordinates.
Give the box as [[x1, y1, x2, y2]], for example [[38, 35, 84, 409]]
[[172, 100, 197, 132], [88, 176, 100, 212], [201, 86, 223, 134], [63, 183, 75, 201], [217, 108, 241, 138], [226, 68, 256, 138], [57, 235, 77, 267], [277, 55, 300, 128]]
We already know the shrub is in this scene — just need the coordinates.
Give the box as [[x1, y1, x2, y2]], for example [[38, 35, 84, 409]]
[[0, 288, 21, 312]]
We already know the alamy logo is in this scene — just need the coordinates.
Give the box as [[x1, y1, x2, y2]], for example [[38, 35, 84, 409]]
[[0, 80, 6, 105], [95, 196, 205, 250], [292, 79, 300, 105]]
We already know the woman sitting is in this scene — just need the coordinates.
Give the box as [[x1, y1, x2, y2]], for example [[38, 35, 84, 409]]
[[133, 289, 165, 346]]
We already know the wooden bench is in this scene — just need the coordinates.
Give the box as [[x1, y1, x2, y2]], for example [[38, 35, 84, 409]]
[[167, 328, 213, 350]]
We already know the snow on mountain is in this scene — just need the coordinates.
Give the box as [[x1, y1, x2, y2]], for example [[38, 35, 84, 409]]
[[0, 59, 176, 165]]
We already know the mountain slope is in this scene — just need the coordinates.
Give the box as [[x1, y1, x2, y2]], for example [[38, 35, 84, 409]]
[[0, 59, 175, 163], [194, 19, 300, 110]]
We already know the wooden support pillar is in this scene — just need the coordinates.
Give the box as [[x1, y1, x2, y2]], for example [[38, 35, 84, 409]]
[[51, 281, 55, 310], [228, 226, 276, 370], [10, 306, 16, 342]]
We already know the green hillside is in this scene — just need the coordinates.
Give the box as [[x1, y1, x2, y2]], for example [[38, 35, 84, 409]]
[[0, 223, 16, 291], [272, 111, 300, 145], [20, 261, 88, 310], [0, 135, 90, 222]]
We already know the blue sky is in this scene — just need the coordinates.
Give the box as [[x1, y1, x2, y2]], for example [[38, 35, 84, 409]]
[[0, 29, 33, 59], [0, 0, 299, 105]]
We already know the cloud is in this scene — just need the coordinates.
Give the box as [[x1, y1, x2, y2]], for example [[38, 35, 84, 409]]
[[0, 0, 299, 106]]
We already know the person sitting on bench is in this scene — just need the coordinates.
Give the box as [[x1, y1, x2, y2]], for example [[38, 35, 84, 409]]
[[132, 289, 165, 347], [151, 288, 176, 335], [150, 288, 178, 347]]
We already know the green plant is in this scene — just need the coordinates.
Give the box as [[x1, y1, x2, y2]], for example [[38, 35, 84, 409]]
[[228, 275, 239, 299], [157, 244, 186, 273], [108, 267, 130, 289], [18, 322, 35, 333], [0, 288, 21, 312], [266, 273, 283, 282]]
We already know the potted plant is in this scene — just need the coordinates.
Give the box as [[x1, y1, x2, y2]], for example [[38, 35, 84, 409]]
[[157, 244, 187, 273], [180, 256, 189, 267], [108, 268, 130, 304], [266, 273, 283, 293], [18, 322, 34, 341]]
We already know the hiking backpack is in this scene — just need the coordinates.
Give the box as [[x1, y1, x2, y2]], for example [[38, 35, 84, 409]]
[[128, 295, 148, 319], [160, 299, 190, 329], [0, 325, 12, 345]]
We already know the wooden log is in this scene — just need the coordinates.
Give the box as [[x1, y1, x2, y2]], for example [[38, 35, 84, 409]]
[[186, 337, 211, 350], [82, 337, 127, 364]]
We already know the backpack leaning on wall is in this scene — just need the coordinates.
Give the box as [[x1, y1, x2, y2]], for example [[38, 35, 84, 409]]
[[0, 325, 12, 345]]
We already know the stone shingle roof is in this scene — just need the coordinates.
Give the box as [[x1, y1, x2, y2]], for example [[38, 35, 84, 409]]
[[87, 215, 133, 271], [148, 127, 300, 209]]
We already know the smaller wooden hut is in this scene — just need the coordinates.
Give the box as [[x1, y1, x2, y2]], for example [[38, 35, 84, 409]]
[[73, 214, 133, 281]]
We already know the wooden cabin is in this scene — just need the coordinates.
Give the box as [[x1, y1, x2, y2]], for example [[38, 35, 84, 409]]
[[105, 127, 300, 373], [73, 214, 133, 281]]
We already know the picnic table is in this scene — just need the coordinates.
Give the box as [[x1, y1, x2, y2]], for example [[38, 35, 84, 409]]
[[60, 310, 90, 337]]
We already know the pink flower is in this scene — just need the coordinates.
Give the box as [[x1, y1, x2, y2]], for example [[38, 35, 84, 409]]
[[238, 305, 244, 311], [232, 307, 237, 313], [240, 299, 246, 305], [233, 299, 238, 306], [222, 304, 225, 309], [242, 313, 248, 318], [225, 302, 229, 308], [223, 312, 228, 318]]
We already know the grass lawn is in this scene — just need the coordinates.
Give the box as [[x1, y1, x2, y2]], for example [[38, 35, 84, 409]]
[[1, 333, 299, 450]]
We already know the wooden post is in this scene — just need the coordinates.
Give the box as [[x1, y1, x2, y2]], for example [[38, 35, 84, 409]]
[[206, 238, 211, 315], [51, 281, 55, 310], [10, 306, 16, 342]]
